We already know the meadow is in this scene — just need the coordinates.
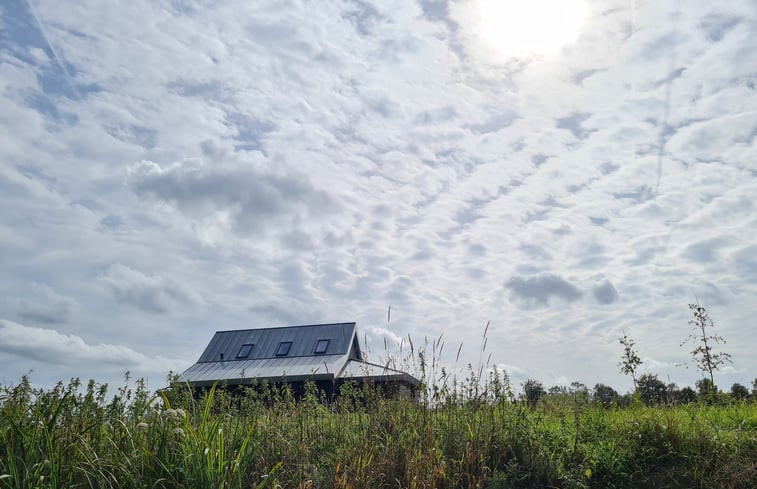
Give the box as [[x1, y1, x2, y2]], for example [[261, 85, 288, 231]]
[[1, 372, 755, 489]]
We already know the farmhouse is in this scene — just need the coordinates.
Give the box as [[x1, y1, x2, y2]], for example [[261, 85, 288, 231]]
[[177, 322, 419, 397]]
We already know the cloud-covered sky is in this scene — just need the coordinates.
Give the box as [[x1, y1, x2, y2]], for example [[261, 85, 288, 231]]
[[1, 0, 755, 392]]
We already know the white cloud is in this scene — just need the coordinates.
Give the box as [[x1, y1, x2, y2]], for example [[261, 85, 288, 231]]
[[0, 319, 183, 373], [0, 0, 754, 391], [99, 264, 199, 314], [5, 283, 75, 324]]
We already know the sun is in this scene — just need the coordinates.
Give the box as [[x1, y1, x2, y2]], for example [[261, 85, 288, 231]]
[[478, 0, 588, 58]]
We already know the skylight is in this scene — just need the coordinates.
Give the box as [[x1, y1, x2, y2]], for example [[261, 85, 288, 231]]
[[276, 341, 292, 356], [236, 343, 254, 359], [314, 339, 329, 354]]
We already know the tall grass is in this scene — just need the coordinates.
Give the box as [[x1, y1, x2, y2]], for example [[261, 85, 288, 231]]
[[1, 371, 755, 489]]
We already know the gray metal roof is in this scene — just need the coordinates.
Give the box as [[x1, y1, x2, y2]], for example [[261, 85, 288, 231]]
[[178, 322, 419, 387], [178, 322, 363, 385], [178, 354, 347, 386], [196, 322, 361, 363]]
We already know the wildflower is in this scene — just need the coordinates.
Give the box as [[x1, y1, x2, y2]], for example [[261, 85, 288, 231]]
[[172, 427, 185, 437], [163, 409, 181, 422], [137, 422, 149, 431], [175, 408, 187, 419]]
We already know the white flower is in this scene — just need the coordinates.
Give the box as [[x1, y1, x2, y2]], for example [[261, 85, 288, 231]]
[[136, 422, 149, 431], [163, 409, 181, 422]]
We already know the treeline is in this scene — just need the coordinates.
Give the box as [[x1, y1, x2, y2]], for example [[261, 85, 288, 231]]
[[519, 376, 757, 408]]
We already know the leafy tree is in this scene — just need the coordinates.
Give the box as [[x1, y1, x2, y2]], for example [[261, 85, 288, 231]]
[[593, 383, 619, 407], [618, 334, 643, 388], [695, 378, 719, 403], [730, 383, 749, 401], [678, 386, 697, 404], [681, 301, 732, 386], [521, 379, 546, 408], [569, 381, 589, 400], [637, 373, 667, 406]]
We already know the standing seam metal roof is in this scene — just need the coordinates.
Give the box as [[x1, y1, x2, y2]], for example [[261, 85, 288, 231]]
[[196, 322, 360, 363], [178, 322, 419, 387]]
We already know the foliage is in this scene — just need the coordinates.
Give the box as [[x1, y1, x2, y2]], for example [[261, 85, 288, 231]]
[[1, 373, 756, 489], [731, 383, 749, 401], [520, 379, 546, 408], [695, 377, 717, 397], [636, 374, 668, 406], [681, 301, 732, 385], [593, 383, 619, 407], [617, 334, 643, 389]]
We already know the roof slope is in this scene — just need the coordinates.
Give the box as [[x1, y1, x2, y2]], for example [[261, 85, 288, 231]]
[[178, 322, 363, 386], [196, 322, 361, 362]]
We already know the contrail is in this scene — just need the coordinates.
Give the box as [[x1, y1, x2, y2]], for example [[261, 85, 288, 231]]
[[25, 0, 81, 100], [653, 0, 681, 200]]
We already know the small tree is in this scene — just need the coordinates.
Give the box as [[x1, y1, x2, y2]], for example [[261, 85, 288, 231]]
[[637, 373, 667, 406], [681, 300, 732, 385], [730, 383, 749, 401], [618, 334, 643, 389], [521, 379, 546, 408], [593, 383, 619, 407], [695, 378, 718, 400], [679, 386, 697, 404]]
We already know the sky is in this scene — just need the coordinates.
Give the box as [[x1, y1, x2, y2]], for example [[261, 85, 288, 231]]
[[0, 0, 755, 394]]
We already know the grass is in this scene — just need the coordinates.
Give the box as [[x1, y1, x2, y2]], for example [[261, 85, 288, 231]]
[[1, 373, 755, 489]]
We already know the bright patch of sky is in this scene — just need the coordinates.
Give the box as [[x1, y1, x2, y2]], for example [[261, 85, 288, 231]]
[[1, 0, 755, 392]]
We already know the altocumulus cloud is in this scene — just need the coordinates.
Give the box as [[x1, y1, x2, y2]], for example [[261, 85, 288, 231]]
[[100, 264, 199, 314], [592, 279, 619, 305], [0, 320, 179, 371], [506, 273, 583, 305], [128, 159, 337, 235], [5, 283, 76, 325]]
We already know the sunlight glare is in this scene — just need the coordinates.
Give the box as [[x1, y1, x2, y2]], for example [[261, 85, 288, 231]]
[[478, 0, 588, 57]]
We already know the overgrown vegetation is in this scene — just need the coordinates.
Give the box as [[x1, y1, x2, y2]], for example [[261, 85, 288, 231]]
[[1, 372, 755, 489]]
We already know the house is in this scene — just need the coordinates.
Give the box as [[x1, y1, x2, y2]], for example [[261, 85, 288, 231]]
[[177, 322, 419, 397]]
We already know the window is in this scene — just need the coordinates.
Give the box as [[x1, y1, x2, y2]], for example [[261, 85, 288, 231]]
[[276, 341, 292, 356], [236, 344, 254, 359], [314, 339, 329, 354]]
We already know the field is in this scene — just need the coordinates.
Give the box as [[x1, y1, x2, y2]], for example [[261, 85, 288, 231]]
[[1, 375, 756, 489]]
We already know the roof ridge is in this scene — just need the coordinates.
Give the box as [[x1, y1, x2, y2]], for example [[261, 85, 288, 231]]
[[214, 322, 356, 334]]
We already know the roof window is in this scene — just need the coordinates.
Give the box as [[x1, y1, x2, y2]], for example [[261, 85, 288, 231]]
[[314, 339, 329, 354], [236, 344, 254, 359], [276, 341, 292, 356]]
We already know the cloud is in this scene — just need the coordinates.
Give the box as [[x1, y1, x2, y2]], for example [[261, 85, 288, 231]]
[[593, 279, 618, 305], [99, 264, 198, 314], [0, 0, 756, 392], [0, 319, 180, 371], [128, 159, 337, 236], [364, 325, 403, 351], [6, 283, 75, 324], [682, 237, 730, 263], [505, 274, 583, 305]]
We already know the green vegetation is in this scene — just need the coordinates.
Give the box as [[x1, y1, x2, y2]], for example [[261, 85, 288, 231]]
[[1, 374, 755, 489]]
